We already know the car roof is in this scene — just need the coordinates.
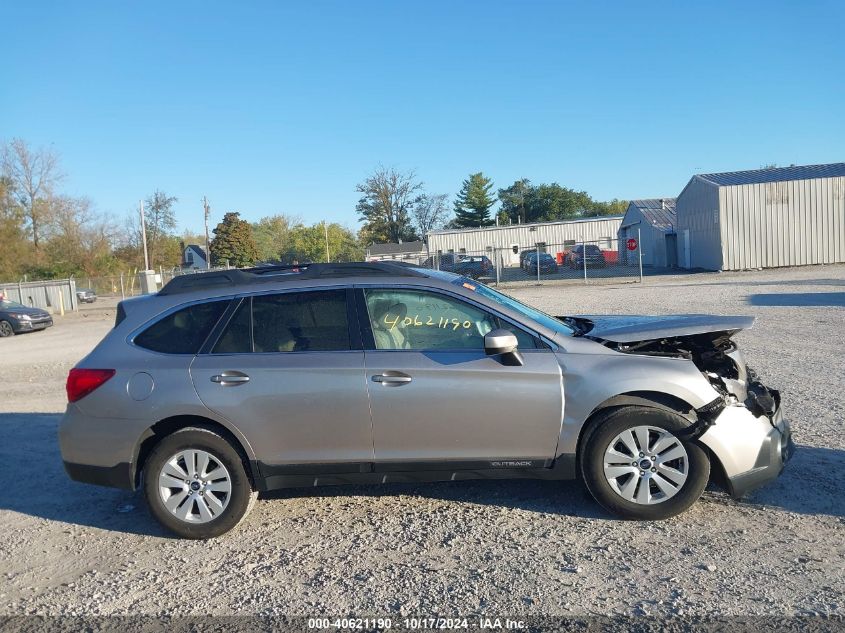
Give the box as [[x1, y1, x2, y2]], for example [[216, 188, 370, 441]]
[[116, 261, 565, 345], [158, 262, 433, 296]]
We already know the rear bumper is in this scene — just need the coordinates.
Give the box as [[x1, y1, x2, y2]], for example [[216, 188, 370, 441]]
[[58, 403, 144, 490], [63, 461, 134, 489]]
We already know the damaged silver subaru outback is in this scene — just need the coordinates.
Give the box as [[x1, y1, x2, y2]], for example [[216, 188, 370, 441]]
[[59, 262, 793, 538]]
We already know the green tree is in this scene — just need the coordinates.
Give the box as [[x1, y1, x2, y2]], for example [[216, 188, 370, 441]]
[[210, 211, 258, 267], [44, 195, 121, 277], [454, 172, 495, 227], [356, 166, 422, 244], [143, 190, 177, 267], [497, 178, 531, 224], [588, 198, 628, 217], [411, 193, 451, 239], [1, 138, 63, 250], [251, 214, 298, 261], [528, 183, 593, 221], [0, 176, 30, 280], [280, 222, 363, 263]]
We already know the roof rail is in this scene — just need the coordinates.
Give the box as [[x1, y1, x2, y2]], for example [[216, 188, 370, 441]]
[[158, 261, 428, 296]]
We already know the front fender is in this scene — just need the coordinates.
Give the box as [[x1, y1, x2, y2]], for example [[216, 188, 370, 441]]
[[555, 350, 721, 455]]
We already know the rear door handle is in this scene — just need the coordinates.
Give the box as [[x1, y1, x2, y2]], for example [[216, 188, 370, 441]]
[[211, 371, 250, 386], [372, 372, 412, 386]]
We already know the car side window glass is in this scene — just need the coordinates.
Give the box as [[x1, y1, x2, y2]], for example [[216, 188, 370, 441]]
[[364, 289, 537, 351], [493, 316, 538, 350], [252, 290, 349, 353], [135, 300, 228, 354], [212, 299, 252, 353]]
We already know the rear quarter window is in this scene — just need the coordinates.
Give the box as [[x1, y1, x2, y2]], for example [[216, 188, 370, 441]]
[[134, 300, 229, 354]]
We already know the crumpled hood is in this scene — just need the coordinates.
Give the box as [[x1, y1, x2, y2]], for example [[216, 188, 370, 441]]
[[567, 314, 755, 343]]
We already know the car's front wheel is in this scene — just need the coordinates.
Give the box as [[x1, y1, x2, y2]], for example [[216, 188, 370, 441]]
[[0, 320, 15, 337], [582, 407, 709, 520], [143, 426, 257, 539]]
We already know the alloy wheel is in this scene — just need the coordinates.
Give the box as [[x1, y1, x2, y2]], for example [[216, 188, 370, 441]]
[[602, 425, 689, 505], [158, 449, 232, 523]]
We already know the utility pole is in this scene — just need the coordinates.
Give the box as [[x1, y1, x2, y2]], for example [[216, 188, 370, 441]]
[[324, 220, 330, 263], [202, 196, 211, 269], [140, 200, 150, 271]]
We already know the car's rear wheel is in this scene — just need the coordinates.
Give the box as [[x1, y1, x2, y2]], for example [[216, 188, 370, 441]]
[[0, 320, 15, 337], [143, 427, 257, 539], [582, 407, 709, 520]]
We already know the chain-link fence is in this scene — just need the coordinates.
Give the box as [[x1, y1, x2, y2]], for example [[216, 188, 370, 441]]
[[419, 237, 643, 286], [73, 269, 180, 299], [73, 265, 239, 300]]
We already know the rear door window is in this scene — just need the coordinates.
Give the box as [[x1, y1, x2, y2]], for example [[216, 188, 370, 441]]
[[134, 301, 229, 354], [212, 290, 351, 353], [212, 299, 252, 353]]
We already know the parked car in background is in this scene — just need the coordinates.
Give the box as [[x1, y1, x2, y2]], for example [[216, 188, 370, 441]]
[[0, 298, 53, 337], [568, 244, 607, 268], [421, 253, 491, 278], [523, 252, 559, 274], [518, 248, 538, 270], [76, 288, 97, 303], [454, 255, 493, 279], [421, 253, 456, 271]]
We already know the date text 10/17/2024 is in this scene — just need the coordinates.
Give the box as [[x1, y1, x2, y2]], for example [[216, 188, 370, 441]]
[[307, 617, 528, 630]]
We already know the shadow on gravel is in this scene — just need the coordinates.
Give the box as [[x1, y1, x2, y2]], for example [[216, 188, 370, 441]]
[[658, 277, 845, 289], [0, 413, 169, 538], [2, 415, 841, 537], [739, 445, 845, 518], [262, 478, 614, 520], [747, 292, 845, 307]]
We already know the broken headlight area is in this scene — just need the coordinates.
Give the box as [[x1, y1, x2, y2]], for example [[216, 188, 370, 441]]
[[608, 330, 749, 400], [745, 371, 781, 420], [600, 326, 783, 427]]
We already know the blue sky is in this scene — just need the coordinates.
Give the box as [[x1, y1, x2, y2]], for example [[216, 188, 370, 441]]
[[2, 1, 843, 234]]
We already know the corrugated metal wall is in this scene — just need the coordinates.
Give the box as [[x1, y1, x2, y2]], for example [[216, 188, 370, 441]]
[[427, 217, 623, 254], [720, 176, 845, 270], [0, 279, 77, 313], [676, 177, 722, 270], [618, 207, 668, 267]]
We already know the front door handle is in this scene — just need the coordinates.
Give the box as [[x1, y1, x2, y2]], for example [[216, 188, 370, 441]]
[[372, 372, 412, 386], [211, 371, 250, 386]]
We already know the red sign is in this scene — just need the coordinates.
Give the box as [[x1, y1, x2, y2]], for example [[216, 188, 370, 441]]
[[626, 238, 638, 251]]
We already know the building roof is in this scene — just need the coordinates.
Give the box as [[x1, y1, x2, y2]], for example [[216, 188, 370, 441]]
[[366, 241, 426, 256], [428, 215, 623, 236], [623, 198, 677, 232], [185, 244, 207, 259], [696, 162, 845, 187]]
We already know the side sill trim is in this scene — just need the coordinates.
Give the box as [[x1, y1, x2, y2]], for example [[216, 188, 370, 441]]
[[252, 455, 576, 492]]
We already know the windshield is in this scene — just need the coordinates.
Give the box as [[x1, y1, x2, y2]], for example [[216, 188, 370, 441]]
[[0, 299, 26, 310], [450, 277, 575, 337]]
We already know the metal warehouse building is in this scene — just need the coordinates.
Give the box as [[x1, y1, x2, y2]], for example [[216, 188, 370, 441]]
[[427, 216, 623, 266], [676, 163, 845, 271], [618, 199, 677, 268]]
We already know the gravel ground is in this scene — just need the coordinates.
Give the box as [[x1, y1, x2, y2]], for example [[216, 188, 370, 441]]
[[0, 265, 843, 618]]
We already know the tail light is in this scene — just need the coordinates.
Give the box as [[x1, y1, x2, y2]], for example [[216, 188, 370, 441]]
[[66, 368, 116, 403]]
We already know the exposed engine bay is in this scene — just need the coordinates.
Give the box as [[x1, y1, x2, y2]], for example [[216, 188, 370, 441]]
[[561, 314, 781, 423]]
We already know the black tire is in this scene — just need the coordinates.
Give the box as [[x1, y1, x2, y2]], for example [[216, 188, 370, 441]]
[[581, 406, 709, 520], [143, 426, 257, 539], [0, 320, 15, 337]]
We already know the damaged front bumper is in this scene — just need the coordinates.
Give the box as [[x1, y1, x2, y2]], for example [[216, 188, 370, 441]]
[[698, 383, 794, 499]]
